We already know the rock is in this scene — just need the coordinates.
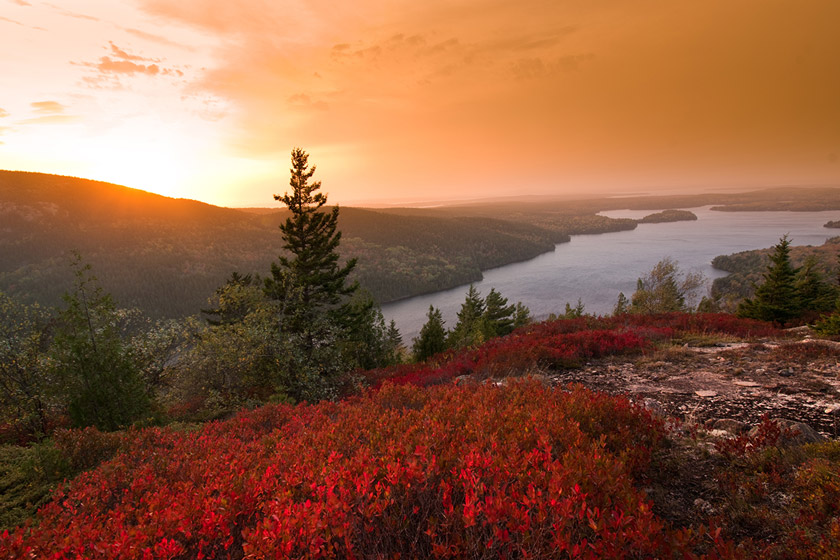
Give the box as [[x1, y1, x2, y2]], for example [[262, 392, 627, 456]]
[[695, 390, 718, 398], [786, 325, 812, 336], [733, 381, 759, 387], [710, 418, 750, 435], [643, 398, 667, 417], [693, 498, 715, 516], [779, 368, 794, 377], [748, 418, 825, 445]]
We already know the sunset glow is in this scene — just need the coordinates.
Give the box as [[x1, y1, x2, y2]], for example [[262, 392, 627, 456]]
[[2, 0, 839, 206]]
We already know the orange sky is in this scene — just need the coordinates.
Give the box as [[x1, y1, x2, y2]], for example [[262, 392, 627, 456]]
[[2, 0, 839, 206]]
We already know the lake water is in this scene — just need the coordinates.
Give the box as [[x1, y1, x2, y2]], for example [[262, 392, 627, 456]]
[[381, 207, 840, 342]]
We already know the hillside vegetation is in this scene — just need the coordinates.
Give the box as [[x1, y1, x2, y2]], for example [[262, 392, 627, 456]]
[[4, 312, 840, 558], [0, 172, 559, 315], [710, 236, 840, 309]]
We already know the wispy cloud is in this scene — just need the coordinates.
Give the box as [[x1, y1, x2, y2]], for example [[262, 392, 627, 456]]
[[30, 101, 66, 114], [122, 27, 194, 50], [43, 3, 100, 22], [0, 15, 25, 26], [76, 42, 184, 88], [0, 108, 9, 118], [18, 101, 77, 125], [10, 0, 31, 6]]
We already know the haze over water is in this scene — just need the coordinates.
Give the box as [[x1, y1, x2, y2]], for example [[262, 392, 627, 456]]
[[383, 207, 840, 342]]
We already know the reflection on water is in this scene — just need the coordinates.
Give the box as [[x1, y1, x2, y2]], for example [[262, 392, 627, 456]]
[[382, 207, 840, 342]]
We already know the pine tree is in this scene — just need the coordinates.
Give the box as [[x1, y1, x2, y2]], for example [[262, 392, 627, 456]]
[[613, 292, 630, 315], [795, 255, 836, 312], [448, 285, 486, 348], [482, 288, 516, 338], [265, 148, 357, 329], [512, 302, 531, 329], [413, 306, 447, 361], [737, 235, 801, 324]]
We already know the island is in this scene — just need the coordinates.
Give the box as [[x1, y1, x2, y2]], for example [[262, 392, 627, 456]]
[[637, 209, 698, 224]]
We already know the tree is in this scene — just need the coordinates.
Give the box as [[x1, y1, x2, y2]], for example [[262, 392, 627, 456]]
[[447, 285, 486, 348], [512, 302, 531, 329], [795, 255, 836, 313], [341, 291, 404, 370], [630, 258, 704, 314], [264, 148, 357, 330], [413, 306, 447, 361], [262, 148, 360, 400], [737, 235, 801, 324], [202, 272, 263, 326], [50, 255, 150, 431], [482, 288, 516, 338], [0, 292, 52, 439], [613, 292, 630, 315]]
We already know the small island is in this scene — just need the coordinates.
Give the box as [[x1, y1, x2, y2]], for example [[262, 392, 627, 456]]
[[824, 220, 840, 229], [637, 209, 698, 224]]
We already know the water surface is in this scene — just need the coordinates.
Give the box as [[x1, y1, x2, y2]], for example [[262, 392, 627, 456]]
[[382, 207, 839, 342]]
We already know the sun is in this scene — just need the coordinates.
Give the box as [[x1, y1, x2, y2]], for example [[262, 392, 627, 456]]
[[81, 129, 196, 200]]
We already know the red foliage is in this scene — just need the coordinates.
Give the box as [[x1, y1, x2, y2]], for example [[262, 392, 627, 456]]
[[2, 380, 733, 559], [366, 313, 779, 389]]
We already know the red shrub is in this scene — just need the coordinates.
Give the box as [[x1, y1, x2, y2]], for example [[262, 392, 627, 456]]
[[2, 380, 723, 559]]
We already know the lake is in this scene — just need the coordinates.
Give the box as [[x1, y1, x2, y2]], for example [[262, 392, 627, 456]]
[[381, 207, 840, 342]]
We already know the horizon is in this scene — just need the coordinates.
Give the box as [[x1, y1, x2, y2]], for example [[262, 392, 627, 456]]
[[2, 1, 839, 207]]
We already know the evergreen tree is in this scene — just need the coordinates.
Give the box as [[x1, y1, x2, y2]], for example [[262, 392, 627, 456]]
[[50, 255, 150, 430], [384, 320, 405, 365], [737, 235, 801, 324], [202, 272, 263, 326], [795, 255, 836, 312], [413, 306, 447, 361], [447, 285, 486, 348], [613, 292, 630, 315], [264, 148, 358, 331], [262, 148, 361, 400], [512, 302, 531, 329], [482, 288, 516, 338], [561, 299, 586, 318]]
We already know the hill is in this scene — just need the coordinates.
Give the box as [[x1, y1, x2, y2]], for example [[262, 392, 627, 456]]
[[3, 313, 840, 557], [0, 171, 560, 316]]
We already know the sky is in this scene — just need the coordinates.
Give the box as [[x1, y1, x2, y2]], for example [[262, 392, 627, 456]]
[[1, 0, 839, 207]]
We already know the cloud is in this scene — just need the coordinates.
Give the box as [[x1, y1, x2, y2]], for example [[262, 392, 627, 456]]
[[0, 108, 9, 118], [122, 27, 194, 50], [287, 93, 328, 111], [0, 15, 24, 26], [18, 101, 77, 125], [133, 0, 840, 200], [30, 101, 66, 114], [18, 115, 77, 125], [10, 0, 31, 6], [511, 53, 594, 80], [43, 3, 99, 22], [76, 42, 184, 88]]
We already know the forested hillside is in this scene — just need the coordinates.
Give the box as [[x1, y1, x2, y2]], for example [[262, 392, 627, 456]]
[[710, 236, 840, 308], [0, 172, 561, 316]]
